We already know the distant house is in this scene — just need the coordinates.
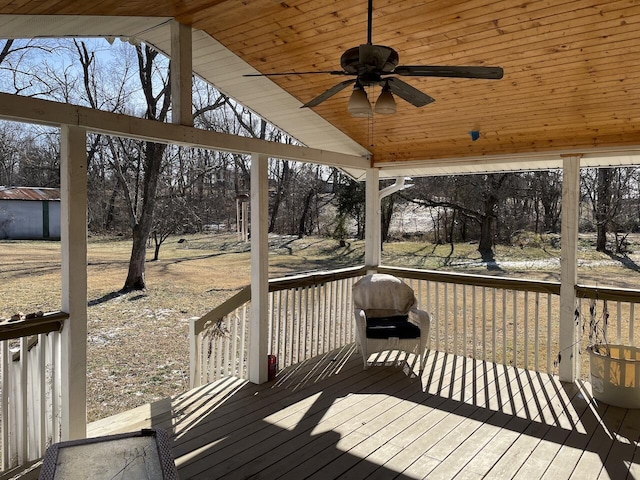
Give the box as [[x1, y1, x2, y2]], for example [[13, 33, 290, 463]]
[[0, 187, 61, 240]]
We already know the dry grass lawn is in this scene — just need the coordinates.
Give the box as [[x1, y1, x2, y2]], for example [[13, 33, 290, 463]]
[[2, 232, 640, 422]]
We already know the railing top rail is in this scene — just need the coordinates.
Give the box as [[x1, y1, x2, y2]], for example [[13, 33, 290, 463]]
[[0, 311, 68, 342], [268, 265, 368, 292], [577, 283, 640, 303], [377, 266, 562, 295], [193, 286, 251, 333]]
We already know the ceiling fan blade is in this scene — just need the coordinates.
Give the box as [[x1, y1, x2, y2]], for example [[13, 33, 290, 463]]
[[302, 79, 356, 108], [244, 70, 348, 77], [394, 65, 504, 80], [386, 77, 435, 107]]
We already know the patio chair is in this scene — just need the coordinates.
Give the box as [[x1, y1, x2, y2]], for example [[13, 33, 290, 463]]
[[352, 273, 431, 373]]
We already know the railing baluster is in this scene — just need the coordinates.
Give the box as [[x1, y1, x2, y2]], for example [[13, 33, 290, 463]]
[[338, 278, 343, 347], [425, 280, 432, 315], [315, 284, 321, 356], [547, 294, 552, 373], [534, 292, 540, 371], [502, 290, 507, 369], [306, 285, 312, 359], [482, 287, 487, 361], [617, 301, 622, 343], [209, 326, 216, 380], [302, 286, 309, 361], [524, 290, 529, 370], [323, 282, 329, 354], [230, 310, 238, 378], [463, 285, 468, 358], [329, 282, 339, 350], [293, 289, 300, 365], [307, 285, 322, 358], [224, 315, 232, 378], [267, 292, 273, 357], [435, 282, 440, 351], [38, 333, 47, 457], [193, 332, 206, 387], [444, 283, 449, 353], [629, 302, 635, 346], [318, 283, 331, 353], [217, 332, 224, 380], [18, 336, 28, 465], [277, 290, 284, 368], [341, 278, 348, 345], [512, 290, 518, 368], [492, 289, 497, 364], [471, 286, 476, 360], [240, 304, 247, 379], [283, 289, 289, 363], [453, 284, 458, 356], [8, 349, 16, 468], [2, 341, 9, 470]]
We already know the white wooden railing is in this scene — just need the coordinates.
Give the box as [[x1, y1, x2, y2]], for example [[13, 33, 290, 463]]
[[190, 267, 365, 387], [0, 312, 67, 472], [380, 266, 563, 373], [190, 266, 640, 387]]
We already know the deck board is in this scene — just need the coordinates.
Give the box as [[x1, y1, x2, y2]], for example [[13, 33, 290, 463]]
[[84, 346, 640, 480]]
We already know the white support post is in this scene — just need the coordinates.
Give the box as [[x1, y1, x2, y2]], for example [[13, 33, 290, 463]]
[[170, 20, 193, 127], [60, 125, 88, 440], [364, 168, 380, 269], [249, 153, 269, 384], [559, 154, 581, 382]]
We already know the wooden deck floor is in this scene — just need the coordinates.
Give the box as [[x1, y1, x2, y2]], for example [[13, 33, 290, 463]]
[[85, 346, 640, 479]]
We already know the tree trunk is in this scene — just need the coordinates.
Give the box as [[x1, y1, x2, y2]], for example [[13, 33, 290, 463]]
[[152, 231, 161, 261], [269, 160, 290, 233], [595, 168, 612, 252], [298, 187, 315, 238], [122, 142, 165, 291], [478, 214, 493, 253], [381, 195, 395, 244]]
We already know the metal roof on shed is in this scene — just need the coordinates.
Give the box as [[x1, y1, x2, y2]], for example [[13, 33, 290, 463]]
[[0, 187, 60, 201]]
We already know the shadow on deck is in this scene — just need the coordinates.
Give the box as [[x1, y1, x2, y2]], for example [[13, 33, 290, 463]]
[[80, 347, 640, 478]]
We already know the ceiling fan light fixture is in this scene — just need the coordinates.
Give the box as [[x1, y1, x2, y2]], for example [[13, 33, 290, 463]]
[[348, 84, 373, 117], [374, 82, 396, 114]]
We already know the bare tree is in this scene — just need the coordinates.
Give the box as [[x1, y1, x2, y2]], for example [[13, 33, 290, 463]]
[[122, 44, 171, 291]]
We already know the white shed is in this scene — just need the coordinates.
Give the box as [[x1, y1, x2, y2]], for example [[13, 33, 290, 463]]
[[0, 187, 61, 240]]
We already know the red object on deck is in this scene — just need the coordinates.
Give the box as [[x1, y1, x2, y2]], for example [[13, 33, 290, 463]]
[[268, 354, 277, 381]]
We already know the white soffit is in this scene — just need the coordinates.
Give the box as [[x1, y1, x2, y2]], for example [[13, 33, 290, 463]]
[[0, 14, 370, 161], [0, 14, 172, 39]]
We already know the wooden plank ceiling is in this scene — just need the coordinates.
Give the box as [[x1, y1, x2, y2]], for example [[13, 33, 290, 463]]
[[0, 0, 639, 166]]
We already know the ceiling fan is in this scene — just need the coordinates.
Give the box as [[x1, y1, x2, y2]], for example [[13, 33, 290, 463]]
[[245, 0, 504, 117]]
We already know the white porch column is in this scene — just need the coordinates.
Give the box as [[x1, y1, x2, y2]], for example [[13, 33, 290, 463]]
[[249, 153, 269, 384], [559, 154, 581, 382], [171, 20, 193, 127], [364, 168, 380, 268], [60, 125, 88, 440]]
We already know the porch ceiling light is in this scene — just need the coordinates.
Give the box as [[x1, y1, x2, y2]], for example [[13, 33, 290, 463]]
[[374, 81, 396, 115], [347, 82, 373, 117]]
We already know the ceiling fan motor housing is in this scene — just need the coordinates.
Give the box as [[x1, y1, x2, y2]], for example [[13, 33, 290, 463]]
[[340, 44, 399, 77]]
